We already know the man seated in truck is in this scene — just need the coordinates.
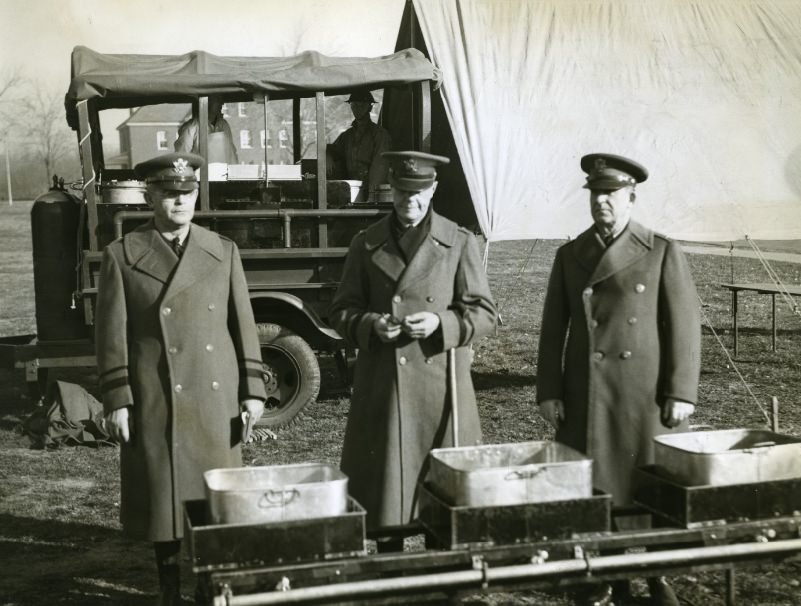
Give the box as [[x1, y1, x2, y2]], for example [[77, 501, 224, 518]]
[[328, 90, 392, 196], [174, 95, 239, 164]]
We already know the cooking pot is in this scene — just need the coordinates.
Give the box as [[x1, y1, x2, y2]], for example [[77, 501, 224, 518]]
[[101, 180, 147, 205]]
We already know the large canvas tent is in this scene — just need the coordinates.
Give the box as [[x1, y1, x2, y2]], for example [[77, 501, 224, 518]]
[[397, 0, 801, 242]]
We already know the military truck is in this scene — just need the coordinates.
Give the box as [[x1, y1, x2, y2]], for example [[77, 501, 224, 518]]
[[0, 46, 440, 427]]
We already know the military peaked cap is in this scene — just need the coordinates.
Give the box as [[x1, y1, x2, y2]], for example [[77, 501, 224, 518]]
[[581, 153, 648, 190], [134, 152, 205, 191], [383, 151, 450, 192]]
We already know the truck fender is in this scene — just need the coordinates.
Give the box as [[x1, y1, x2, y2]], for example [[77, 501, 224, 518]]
[[248, 292, 342, 349]]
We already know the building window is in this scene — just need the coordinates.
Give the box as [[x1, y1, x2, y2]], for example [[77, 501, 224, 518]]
[[156, 130, 168, 150], [240, 130, 252, 149], [278, 129, 288, 149], [238, 103, 247, 117], [261, 130, 272, 149]]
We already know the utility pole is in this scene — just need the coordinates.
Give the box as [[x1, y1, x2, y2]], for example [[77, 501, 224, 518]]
[[4, 140, 11, 206]]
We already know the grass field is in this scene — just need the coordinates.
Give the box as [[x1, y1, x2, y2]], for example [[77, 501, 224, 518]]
[[1, 200, 800, 605]]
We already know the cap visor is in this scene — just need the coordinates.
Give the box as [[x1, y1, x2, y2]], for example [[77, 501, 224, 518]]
[[150, 180, 199, 192], [388, 175, 435, 192]]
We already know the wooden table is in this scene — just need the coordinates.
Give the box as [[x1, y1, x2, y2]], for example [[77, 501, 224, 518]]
[[719, 283, 801, 357]]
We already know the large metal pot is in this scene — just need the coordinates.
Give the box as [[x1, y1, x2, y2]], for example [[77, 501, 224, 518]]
[[654, 429, 801, 486], [429, 441, 593, 507], [204, 463, 348, 525], [101, 180, 147, 204]]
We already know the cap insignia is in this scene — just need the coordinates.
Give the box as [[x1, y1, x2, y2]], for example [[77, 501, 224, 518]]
[[593, 158, 607, 172], [173, 158, 189, 173], [403, 158, 418, 174]]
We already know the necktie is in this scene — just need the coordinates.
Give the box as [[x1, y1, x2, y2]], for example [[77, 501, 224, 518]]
[[171, 238, 184, 258]]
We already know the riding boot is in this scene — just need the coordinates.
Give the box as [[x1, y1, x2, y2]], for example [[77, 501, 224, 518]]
[[154, 540, 182, 606]]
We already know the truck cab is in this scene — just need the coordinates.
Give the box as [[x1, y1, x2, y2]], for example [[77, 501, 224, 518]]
[[20, 46, 438, 427]]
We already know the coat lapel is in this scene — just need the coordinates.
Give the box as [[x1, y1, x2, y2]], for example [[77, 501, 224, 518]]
[[588, 221, 653, 285], [124, 222, 177, 285], [571, 226, 606, 276], [365, 215, 406, 283], [163, 224, 224, 301], [396, 213, 454, 292]]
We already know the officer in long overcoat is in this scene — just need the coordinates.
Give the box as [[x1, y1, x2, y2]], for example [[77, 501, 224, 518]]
[[96, 152, 266, 604], [536, 153, 700, 606], [330, 151, 496, 545]]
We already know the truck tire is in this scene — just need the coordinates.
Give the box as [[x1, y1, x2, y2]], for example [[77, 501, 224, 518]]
[[256, 323, 320, 428]]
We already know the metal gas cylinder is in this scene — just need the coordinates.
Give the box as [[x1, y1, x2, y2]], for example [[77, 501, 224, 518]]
[[30, 188, 90, 341]]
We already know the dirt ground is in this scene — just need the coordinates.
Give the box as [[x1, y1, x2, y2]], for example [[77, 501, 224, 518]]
[[2, 201, 801, 605]]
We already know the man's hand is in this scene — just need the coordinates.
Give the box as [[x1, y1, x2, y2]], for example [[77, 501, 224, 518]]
[[401, 312, 440, 339], [539, 399, 565, 429], [662, 398, 695, 428], [241, 398, 265, 423], [374, 314, 402, 343], [105, 406, 134, 443]]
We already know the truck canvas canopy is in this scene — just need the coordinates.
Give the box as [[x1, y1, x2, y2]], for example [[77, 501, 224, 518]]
[[65, 45, 441, 128]]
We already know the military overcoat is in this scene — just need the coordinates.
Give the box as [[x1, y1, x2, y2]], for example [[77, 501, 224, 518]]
[[95, 221, 266, 541], [330, 212, 496, 529], [536, 221, 701, 504]]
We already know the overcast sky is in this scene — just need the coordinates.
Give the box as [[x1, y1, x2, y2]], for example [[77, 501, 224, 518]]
[[0, 0, 406, 136]]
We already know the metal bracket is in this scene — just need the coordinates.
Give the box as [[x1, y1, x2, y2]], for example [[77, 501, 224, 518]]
[[471, 555, 489, 589], [530, 549, 549, 565], [275, 576, 291, 591], [212, 583, 233, 606]]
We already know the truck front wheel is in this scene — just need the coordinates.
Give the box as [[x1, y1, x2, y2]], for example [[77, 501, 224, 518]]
[[256, 323, 321, 428]]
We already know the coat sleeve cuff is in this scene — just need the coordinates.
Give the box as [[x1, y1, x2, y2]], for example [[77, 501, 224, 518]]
[[355, 312, 382, 351], [100, 377, 133, 414], [239, 357, 268, 401], [438, 310, 462, 351]]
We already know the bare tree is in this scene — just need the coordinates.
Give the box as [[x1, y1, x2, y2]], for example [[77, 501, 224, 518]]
[[0, 67, 23, 139], [11, 82, 74, 182]]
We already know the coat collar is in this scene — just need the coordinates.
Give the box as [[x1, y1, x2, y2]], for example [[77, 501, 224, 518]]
[[123, 221, 224, 296], [363, 211, 458, 286], [572, 220, 654, 285]]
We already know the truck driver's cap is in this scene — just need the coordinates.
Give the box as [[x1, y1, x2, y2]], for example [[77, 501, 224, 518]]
[[383, 151, 450, 192], [347, 90, 376, 104], [581, 153, 648, 190], [135, 152, 205, 191]]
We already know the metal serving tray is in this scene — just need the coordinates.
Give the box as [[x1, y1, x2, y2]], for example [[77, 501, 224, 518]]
[[204, 462, 348, 525], [429, 441, 592, 507], [654, 429, 801, 486]]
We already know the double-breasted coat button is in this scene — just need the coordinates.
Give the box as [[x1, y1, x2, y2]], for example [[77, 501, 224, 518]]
[[582, 287, 593, 297], [635, 283, 646, 293], [174, 384, 183, 393], [211, 381, 220, 390], [425, 358, 433, 364], [205, 344, 214, 352], [590, 319, 599, 328], [393, 295, 402, 303], [168, 346, 178, 354], [628, 317, 638, 325], [620, 351, 632, 359], [162, 307, 172, 316], [426, 296, 435, 303], [399, 356, 407, 366], [208, 303, 215, 311], [592, 351, 604, 361]]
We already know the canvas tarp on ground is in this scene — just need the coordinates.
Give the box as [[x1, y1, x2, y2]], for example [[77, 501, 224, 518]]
[[405, 0, 801, 242]]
